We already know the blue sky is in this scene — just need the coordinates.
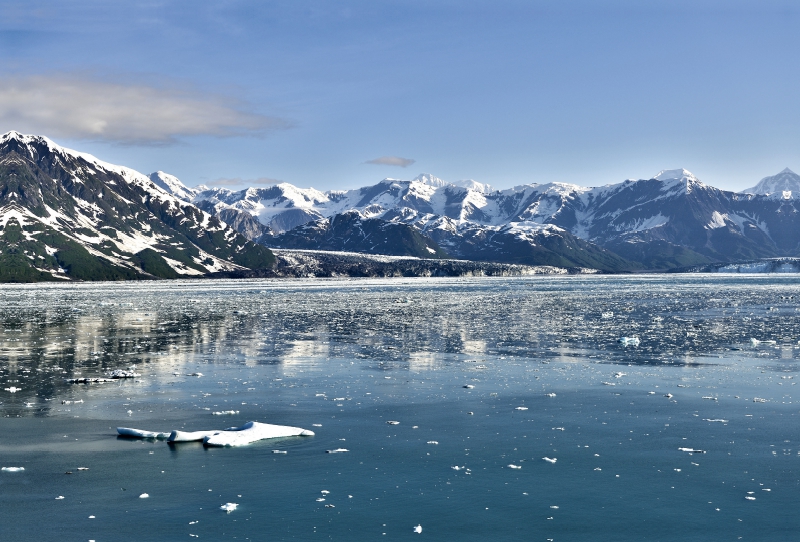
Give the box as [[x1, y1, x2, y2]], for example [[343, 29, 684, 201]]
[[2, 0, 799, 191]]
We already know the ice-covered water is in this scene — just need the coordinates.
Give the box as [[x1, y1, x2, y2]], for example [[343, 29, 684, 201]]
[[1, 275, 799, 540]]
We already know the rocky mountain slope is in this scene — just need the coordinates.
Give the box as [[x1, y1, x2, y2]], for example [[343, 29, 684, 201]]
[[0, 132, 275, 282]]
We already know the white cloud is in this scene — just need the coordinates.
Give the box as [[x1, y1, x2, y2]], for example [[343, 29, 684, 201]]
[[0, 74, 290, 144], [365, 156, 416, 167]]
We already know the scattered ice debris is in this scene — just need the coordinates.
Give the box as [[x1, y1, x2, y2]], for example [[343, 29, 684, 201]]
[[212, 410, 239, 416], [753, 397, 767, 403], [545, 393, 557, 397], [272, 450, 287, 454], [117, 427, 171, 439], [386, 421, 400, 425], [507, 464, 522, 469], [139, 493, 149, 499], [106, 370, 140, 379], [542, 457, 557, 464], [204, 421, 315, 447], [220, 503, 238, 513], [2, 467, 24, 472], [427, 441, 439, 444], [324, 504, 335, 508], [678, 448, 706, 454], [515, 406, 529, 411], [601, 382, 615, 386], [703, 419, 728, 423], [618, 337, 640, 347], [701, 396, 718, 401], [326, 448, 349, 454], [4, 387, 21, 393], [413, 525, 423, 534], [451, 466, 465, 471]]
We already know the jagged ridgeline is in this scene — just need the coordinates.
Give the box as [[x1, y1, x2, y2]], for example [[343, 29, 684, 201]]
[[0, 132, 275, 282]]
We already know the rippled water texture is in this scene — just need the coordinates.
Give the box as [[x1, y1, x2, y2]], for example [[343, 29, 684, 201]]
[[1, 276, 798, 540]]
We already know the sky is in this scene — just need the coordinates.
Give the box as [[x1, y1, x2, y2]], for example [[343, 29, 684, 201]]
[[2, 0, 800, 192]]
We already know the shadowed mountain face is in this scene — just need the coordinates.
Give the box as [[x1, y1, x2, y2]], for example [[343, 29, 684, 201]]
[[0, 132, 275, 282]]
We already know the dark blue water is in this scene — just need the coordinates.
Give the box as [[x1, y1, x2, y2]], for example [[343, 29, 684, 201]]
[[1, 276, 799, 540]]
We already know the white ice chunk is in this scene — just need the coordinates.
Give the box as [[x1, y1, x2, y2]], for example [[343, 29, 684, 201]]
[[212, 410, 239, 415], [542, 457, 557, 464], [678, 447, 706, 454], [413, 525, 422, 534], [507, 464, 522, 469], [2, 467, 24, 472], [515, 406, 528, 411], [326, 448, 349, 453], [4, 387, 21, 393], [167, 430, 222, 443], [107, 370, 140, 379], [139, 493, 149, 499], [117, 427, 170, 439], [203, 421, 314, 447], [618, 337, 640, 347], [220, 503, 238, 512]]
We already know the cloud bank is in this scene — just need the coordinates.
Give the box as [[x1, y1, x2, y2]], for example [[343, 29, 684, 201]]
[[0, 74, 289, 144], [364, 156, 416, 168]]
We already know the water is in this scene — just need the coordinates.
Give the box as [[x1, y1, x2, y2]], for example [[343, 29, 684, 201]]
[[1, 275, 798, 540]]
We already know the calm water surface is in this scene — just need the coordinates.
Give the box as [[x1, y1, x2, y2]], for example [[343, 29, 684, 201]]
[[1, 275, 799, 541]]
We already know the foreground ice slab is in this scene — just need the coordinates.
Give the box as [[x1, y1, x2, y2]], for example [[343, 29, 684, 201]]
[[117, 427, 171, 439], [203, 421, 314, 447], [167, 430, 223, 443]]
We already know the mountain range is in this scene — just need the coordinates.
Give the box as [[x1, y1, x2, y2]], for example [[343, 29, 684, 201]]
[[3, 130, 800, 281]]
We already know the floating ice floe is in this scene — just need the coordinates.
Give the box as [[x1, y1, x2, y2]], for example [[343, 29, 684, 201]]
[[618, 337, 640, 347], [507, 464, 522, 469], [542, 457, 557, 464], [678, 447, 706, 454], [386, 421, 400, 425], [703, 419, 728, 423], [204, 422, 314, 447], [117, 427, 171, 439], [107, 370, 140, 379], [212, 410, 239, 416], [614, 372, 627, 378], [166, 430, 222, 442], [326, 448, 349, 453], [2, 467, 24, 472], [4, 387, 21, 393], [220, 503, 238, 512], [545, 393, 556, 397], [427, 441, 439, 444], [601, 382, 615, 386], [55, 496, 64, 500], [664, 393, 673, 398], [463, 384, 475, 389], [515, 406, 528, 411], [139, 493, 149, 499], [753, 397, 767, 403], [413, 525, 422, 534], [701, 396, 718, 401], [272, 450, 287, 454]]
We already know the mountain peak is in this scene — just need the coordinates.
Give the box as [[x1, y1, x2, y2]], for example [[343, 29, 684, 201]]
[[742, 168, 800, 196], [653, 168, 698, 182]]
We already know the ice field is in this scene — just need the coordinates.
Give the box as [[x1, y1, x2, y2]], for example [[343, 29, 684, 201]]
[[1, 275, 798, 540]]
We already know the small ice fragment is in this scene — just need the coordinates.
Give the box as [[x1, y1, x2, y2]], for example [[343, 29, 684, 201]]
[[664, 394, 673, 398], [316, 498, 326, 502], [55, 496, 64, 500], [550, 506, 559, 509], [762, 488, 771, 492], [594, 467, 602, 471], [545, 393, 556, 397], [326, 448, 349, 453], [750, 338, 760, 346], [678, 448, 706, 454], [463, 384, 475, 389], [272, 450, 287, 454], [602, 382, 615, 386], [614, 372, 627, 378], [324, 504, 335, 508], [76, 467, 89, 471], [451, 466, 464, 471], [552, 427, 565, 431], [515, 406, 528, 411], [753, 397, 767, 403], [602, 312, 614, 319], [220, 503, 238, 512], [4, 387, 21, 393], [387, 421, 400, 425], [745, 496, 756, 501], [507, 464, 522, 469], [2, 467, 24, 472], [427, 441, 439, 444], [212, 410, 239, 415], [139, 493, 149, 499], [312, 424, 322, 427], [542, 457, 557, 464], [618, 337, 640, 347], [187, 373, 203, 377], [413, 525, 422, 534], [703, 419, 728, 423], [320, 490, 330, 494], [701, 396, 718, 401], [648, 391, 655, 395]]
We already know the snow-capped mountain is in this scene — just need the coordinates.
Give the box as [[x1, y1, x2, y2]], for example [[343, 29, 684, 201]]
[[0, 132, 274, 281], [153, 165, 800, 271], [741, 167, 800, 198]]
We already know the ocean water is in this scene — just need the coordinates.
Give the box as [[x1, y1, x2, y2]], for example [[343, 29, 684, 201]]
[[0, 275, 798, 541]]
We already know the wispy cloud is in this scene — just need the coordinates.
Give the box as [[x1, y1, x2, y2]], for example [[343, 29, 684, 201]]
[[364, 156, 416, 168], [204, 177, 282, 188], [0, 74, 290, 145]]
